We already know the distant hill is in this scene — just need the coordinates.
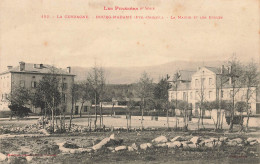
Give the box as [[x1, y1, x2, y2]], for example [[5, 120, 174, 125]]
[[71, 60, 224, 84]]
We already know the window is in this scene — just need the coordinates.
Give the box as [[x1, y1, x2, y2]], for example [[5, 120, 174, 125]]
[[209, 91, 212, 99], [84, 106, 88, 112], [209, 78, 212, 85], [31, 81, 37, 88], [20, 80, 25, 87], [62, 83, 67, 90], [256, 103, 260, 114], [195, 79, 199, 87], [183, 92, 187, 101], [190, 92, 192, 99]]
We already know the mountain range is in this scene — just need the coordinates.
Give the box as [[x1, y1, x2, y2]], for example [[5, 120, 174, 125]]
[[71, 60, 224, 84]]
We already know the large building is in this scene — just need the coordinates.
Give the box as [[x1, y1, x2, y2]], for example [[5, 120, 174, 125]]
[[168, 66, 259, 115], [0, 62, 75, 114]]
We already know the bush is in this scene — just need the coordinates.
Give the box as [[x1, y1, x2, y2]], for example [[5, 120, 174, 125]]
[[8, 104, 32, 118], [225, 115, 244, 125]]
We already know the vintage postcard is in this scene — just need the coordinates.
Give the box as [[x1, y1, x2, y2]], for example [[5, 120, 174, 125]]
[[0, 0, 259, 163]]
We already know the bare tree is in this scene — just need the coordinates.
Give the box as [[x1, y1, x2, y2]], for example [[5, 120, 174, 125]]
[[227, 56, 244, 132], [69, 83, 77, 131], [34, 67, 61, 132], [215, 66, 229, 130], [242, 60, 259, 132], [137, 72, 153, 131], [153, 76, 171, 129], [195, 70, 206, 130], [172, 71, 181, 129], [87, 65, 106, 130]]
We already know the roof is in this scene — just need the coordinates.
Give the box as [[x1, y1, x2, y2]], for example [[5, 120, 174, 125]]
[[0, 62, 75, 76], [169, 81, 191, 91], [178, 70, 196, 81], [204, 66, 220, 74]]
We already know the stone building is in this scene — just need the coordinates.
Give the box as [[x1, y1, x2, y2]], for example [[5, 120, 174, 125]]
[[168, 66, 259, 115], [0, 62, 75, 114]]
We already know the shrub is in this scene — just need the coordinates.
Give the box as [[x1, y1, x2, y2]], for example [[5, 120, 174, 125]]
[[8, 104, 32, 118]]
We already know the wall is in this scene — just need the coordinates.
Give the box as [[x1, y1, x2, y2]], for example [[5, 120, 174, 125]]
[[0, 73, 12, 111]]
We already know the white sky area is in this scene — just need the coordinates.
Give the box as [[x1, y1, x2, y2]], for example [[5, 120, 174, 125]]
[[0, 0, 259, 71]]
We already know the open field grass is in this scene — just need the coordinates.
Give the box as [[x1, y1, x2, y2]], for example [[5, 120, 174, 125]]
[[0, 116, 259, 163], [0, 130, 259, 164]]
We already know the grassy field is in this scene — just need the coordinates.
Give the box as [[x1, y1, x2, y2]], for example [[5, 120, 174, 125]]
[[0, 130, 259, 164], [0, 116, 259, 163]]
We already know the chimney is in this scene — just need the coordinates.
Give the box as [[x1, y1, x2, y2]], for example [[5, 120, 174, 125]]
[[67, 67, 71, 73], [7, 66, 13, 70], [19, 61, 25, 71], [197, 67, 201, 71]]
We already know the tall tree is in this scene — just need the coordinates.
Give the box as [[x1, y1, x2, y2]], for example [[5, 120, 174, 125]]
[[242, 61, 260, 131], [87, 65, 106, 130], [153, 76, 171, 129], [33, 68, 62, 132], [227, 56, 244, 132], [215, 66, 229, 130], [172, 71, 181, 129], [137, 72, 153, 130]]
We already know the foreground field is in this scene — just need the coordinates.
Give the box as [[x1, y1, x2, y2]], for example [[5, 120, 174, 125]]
[[0, 129, 260, 164], [0, 116, 260, 164]]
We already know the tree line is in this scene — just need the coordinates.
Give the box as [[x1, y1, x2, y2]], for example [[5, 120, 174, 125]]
[[7, 56, 259, 133]]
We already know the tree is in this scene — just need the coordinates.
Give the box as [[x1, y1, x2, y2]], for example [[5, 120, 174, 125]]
[[8, 87, 32, 119], [153, 76, 171, 129], [242, 61, 260, 132], [235, 101, 247, 130], [33, 70, 62, 132], [172, 71, 181, 129], [126, 99, 135, 132], [69, 83, 77, 131], [176, 100, 191, 130], [137, 72, 154, 130], [87, 65, 106, 130], [195, 69, 206, 130], [226, 56, 244, 132], [215, 65, 229, 130], [74, 82, 93, 118]]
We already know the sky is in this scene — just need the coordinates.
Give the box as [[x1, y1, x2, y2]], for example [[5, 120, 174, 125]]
[[0, 0, 259, 71]]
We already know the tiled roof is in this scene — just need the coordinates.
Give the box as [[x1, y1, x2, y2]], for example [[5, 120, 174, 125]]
[[204, 66, 220, 74], [0, 62, 75, 76], [179, 70, 196, 81]]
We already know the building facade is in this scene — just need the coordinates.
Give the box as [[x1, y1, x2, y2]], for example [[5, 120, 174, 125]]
[[168, 66, 259, 115], [0, 62, 75, 114]]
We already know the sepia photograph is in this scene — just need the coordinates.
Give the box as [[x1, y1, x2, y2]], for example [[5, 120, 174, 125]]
[[0, 0, 259, 163]]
